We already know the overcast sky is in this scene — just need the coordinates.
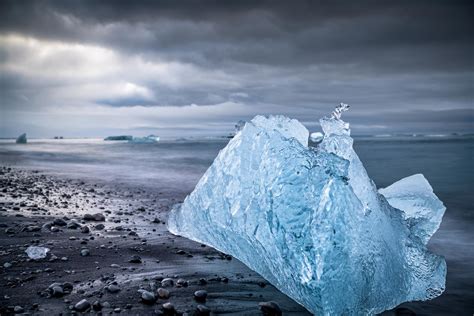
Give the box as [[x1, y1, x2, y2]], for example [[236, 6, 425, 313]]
[[0, 0, 473, 138]]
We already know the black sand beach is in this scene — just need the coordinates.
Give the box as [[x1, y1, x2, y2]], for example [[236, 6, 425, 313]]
[[0, 167, 310, 315]]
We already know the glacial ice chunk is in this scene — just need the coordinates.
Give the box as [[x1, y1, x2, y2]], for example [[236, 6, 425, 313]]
[[168, 105, 446, 315], [16, 133, 27, 144], [25, 246, 50, 259]]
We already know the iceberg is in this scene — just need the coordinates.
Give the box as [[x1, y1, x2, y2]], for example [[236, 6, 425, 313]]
[[168, 104, 446, 315], [104, 135, 133, 141], [16, 133, 27, 144], [129, 135, 160, 143]]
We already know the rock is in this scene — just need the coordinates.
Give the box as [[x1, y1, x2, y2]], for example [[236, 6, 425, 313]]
[[92, 300, 102, 311], [3, 262, 12, 268], [53, 218, 67, 226], [161, 278, 174, 287], [195, 304, 211, 316], [50, 226, 60, 232], [162, 302, 175, 313], [140, 290, 156, 304], [25, 225, 41, 232], [81, 226, 90, 233], [258, 301, 282, 316], [13, 306, 24, 313], [193, 290, 207, 303], [176, 278, 188, 287], [95, 223, 105, 230], [157, 288, 170, 299], [51, 285, 64, 297], [114, 307, 121, 313], [80, 248, 90, 256], [83, 213, 105, 221], [62, 282, 73, 293], [129, 255, 142, 263], [42, 222, 52, 231], [5, 227, 15, 234], [67, 220, 81, 229], [74, 299, 91, 312], [106, 284, 121, 293]]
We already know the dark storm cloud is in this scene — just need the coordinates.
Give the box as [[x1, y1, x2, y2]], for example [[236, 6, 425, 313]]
[[1, 0, 472, 71], [0, 0, 473, 137]]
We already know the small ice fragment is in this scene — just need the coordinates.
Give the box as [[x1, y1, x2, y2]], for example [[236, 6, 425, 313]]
[[309, 132, 323, 142], [25, 246, 50, 259]]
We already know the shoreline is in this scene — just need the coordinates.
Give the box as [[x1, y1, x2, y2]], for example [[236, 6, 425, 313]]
[[0, 166, 310, 315]]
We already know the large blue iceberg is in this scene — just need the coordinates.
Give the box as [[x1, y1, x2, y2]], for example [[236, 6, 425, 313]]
[[168, 104, 446, 315]]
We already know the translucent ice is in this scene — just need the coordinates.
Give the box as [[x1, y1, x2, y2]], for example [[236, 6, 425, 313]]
[[25, 246, 50, 259], [168, 105, 446, 315]]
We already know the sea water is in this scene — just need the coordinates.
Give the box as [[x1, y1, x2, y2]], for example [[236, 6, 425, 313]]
[[0, 135, 472, 314]]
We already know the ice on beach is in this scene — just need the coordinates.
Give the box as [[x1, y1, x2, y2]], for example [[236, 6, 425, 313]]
[[129, 135, 160, 143], [25, 246, 50, 259], [168, 104, 446, 315], [16, 133, 27, 144]]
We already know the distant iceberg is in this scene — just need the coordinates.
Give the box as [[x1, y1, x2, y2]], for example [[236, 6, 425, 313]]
[[16, 133, 27, 144], [129, 135, 160, 143], [104, 135, 133, 141], [168, 104, 446, 315]]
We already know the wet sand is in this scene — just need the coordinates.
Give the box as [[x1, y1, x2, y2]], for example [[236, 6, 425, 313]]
[[1, 166, 464, 315]]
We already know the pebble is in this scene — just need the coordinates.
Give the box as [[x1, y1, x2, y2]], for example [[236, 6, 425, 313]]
[[83, 213, 106, 221], [80, 248, 90, 256], [74, 299, 91, 312], [13, 306, 24, 313], [193, 290, 207, 303], [95, 223, 105, 230], [53, 218, 67, 226], [195, 304, 211, 316], [3, 262, 12, 268], [258, 301, 282, 316], [67, 220, 81, 229], [162, 302, 175, 312], [51, 285, 64, 297], [129, 255, 142, 263], [140, 290, 156, 304], [157, 287, 170, 299], [92, 300, 102, 311], [176, 278, 188, 287], [161, 278, 174, 287], [81, 225, 90, 233], [106, 284, 121, 293]]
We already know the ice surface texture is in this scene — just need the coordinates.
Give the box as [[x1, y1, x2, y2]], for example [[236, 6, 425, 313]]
[[25, 246, 50, 259], [168, 106, 446, 315]]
